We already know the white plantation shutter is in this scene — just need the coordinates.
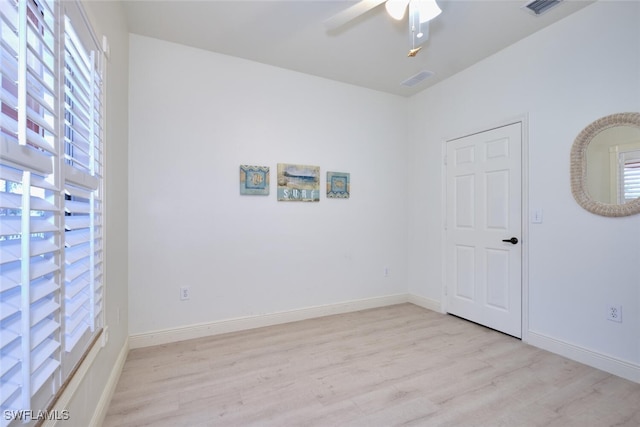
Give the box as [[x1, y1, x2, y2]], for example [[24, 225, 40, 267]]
[[0, 0, 104, 423], [62, 14, 103, 372], [0, 0, 62, 420], [621, 151, 640, 203], [0, 166, 62, 422]]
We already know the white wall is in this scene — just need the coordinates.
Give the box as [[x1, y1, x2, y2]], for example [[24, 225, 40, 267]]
[[127, 0, 638, 383], [407, 0, 640, 374], [128, 35, 409, 336], [57, 1, 130, 426]]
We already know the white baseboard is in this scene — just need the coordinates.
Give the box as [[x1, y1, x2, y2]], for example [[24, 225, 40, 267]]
[[129, 294, 409, 349], [127, 296, 638, 385], [89, 338, 130, 427], [527, 331, 640, 383], [407, 294, 442, 313]]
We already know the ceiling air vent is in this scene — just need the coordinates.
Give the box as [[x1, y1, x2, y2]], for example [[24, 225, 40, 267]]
[[523, 0, 563, 16], [401, 70, 434, 87]]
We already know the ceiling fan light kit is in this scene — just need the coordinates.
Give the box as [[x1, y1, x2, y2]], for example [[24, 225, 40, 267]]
[[325, 0, 442, 57], [385, 0, 410, 20], [384, 0, 441, 22]]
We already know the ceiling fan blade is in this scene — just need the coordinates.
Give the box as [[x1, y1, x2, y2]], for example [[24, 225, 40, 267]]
[[324, 0, 388, 30]]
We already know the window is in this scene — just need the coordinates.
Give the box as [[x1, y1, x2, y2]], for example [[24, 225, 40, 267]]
[[620, 150, 640, 203], [0, 0, 104, 424]]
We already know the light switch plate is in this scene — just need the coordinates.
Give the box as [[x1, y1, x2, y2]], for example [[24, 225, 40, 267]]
[[531, 208, 543, 224]]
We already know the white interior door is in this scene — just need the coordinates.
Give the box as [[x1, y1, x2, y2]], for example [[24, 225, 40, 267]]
[[445, 122, 522, 338]]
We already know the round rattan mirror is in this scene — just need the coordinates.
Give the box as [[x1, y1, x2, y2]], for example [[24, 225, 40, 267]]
[[570, 112, 640, 217]]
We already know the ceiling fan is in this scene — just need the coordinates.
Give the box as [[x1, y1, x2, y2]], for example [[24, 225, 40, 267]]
[[324, 0, 442, 56]]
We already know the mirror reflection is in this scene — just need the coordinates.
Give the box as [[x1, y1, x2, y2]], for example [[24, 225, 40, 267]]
[[586, 125, 640, 204], [570, 112, 640, 217]]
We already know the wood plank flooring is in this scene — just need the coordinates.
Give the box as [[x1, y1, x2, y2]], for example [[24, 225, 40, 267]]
[[103, 304, 640, 426]]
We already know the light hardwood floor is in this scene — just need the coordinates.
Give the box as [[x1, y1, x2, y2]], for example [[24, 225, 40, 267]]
[[103, 304, 640, 426]]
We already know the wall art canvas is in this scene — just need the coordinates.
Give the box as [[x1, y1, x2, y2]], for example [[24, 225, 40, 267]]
[[277, 163, 320, 202], [240, 165, 269, 195], [326, 171, 350, 199]]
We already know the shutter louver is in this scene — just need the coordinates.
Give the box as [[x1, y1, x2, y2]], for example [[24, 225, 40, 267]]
[[0, 169, 62, 418], [62, 16, 103, 359], [1, 0, 20, 145], [23, 0, 56, 155], [0, 168, 25, 419]]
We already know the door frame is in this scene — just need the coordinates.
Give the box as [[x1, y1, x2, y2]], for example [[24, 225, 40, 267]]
[[441, 114, 530, 342]]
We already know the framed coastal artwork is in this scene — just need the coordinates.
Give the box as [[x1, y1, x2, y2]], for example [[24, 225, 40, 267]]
[[239, 165, 270, 195], [277, 163, 320, 202], [326, 171, 350, 199]]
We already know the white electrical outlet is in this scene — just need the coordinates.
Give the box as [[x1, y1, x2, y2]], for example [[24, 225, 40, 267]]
[[180, 286, 190, 301], [607, 305, 622, 323]]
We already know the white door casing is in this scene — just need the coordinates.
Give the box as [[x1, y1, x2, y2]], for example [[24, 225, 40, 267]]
[[445, 122, 522, 338]]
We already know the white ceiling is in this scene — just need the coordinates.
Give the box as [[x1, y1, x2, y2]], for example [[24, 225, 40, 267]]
[[122, 0, 594, 97]]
